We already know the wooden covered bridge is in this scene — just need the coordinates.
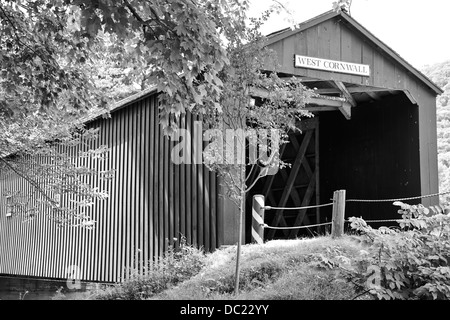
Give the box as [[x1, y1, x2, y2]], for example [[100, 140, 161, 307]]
[[0, 10, 442, 283]]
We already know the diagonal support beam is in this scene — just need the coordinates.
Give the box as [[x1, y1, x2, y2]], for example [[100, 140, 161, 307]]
[[267, 131, 313, 239], [366, 91, 381, 101], [288, 173, 317, 238], [333, 81, 357, 107], [339, 101, 352, 120], [267, 192, 290, 237]]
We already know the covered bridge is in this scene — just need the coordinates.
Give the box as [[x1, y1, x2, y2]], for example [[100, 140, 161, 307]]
[[0, 10, 442, 284]]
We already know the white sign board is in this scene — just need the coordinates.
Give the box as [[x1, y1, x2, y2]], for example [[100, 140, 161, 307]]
[[294, 55, 370, 77]]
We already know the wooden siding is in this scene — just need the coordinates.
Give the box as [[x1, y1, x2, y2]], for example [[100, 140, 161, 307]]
[[268, 17, 425, 93], [0, 93, 221, 283], [267, 15, 439, 206]]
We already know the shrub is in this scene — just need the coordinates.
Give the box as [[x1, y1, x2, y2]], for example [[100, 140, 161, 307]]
[[92, 237, 206, 300], [338, 202, 450, 300]]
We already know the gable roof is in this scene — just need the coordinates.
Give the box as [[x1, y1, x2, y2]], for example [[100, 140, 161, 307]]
[[265, 10, 443, 95]]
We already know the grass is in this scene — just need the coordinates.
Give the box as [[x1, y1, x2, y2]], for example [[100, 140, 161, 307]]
[[153, 235, 369, 300], [61, 235, 372, 300]]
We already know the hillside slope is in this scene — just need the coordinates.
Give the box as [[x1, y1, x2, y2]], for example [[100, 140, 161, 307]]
[[422, 60, 450, 197]]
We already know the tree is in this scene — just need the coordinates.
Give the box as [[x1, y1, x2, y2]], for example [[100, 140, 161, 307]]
[[0, 0, 114, 225], [1, 0, 249, 225], [196, 7, 314, 294], [332, 0, 352, 14]]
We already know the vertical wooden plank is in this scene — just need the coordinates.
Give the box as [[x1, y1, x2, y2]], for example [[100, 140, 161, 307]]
[[164, 124, 170, 252], [203, 158, 210, 252], [329, 18, 341, 61], [194, 116, 201, 247], [216, 175, 224, 248], [130, 102, 136, 271], [294, 31, 307, 66], [112, 110, 121, 282], [98, 119, 107, 281], [168, 122, 174, 248], [83, 134, 93, 280], [191, 114, 198, 246], [118, 109, 126, 280], [132, 104, 139, 271], [340, 24, 361, 84], [64, 147, 74, 280], [158, 101, 165, 258], [107, 115, 116, 282], [383, 57, 397, 89], [198, 117, 205, 248], [153, 97, 160, 262], [136, 100, 144, 272], [73, 145, 82, 280], [306, 26, 319, 79], [93, 120, 102, 281], [210, 171, 217, 250], [143, 97, 150, 272], [179, 113, 186, 241], [148, 96, 156, 265], [127, 106, 134, 273], [185, 113, 192, 245], [281, 36, 294, 73], [362, 41, 374, 86], [102, 118, 110, 281], [174, 116, 181, 246], [372, 49, 384, 88], [317, 19, 331, 59]]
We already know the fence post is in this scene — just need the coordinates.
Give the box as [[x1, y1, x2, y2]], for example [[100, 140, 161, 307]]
[[331, 190, 346, 238], [252, 195, 265, 244]]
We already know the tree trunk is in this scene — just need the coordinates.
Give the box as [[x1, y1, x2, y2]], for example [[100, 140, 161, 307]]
[[234, 164, 246, 295]]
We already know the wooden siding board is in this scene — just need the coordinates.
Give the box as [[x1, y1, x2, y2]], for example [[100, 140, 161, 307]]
[[191, 115, 198, 246], [153, 98, 160, 263], [179, 114, 186, 242], [95, 119, 103, 281], [210, 171, 217, 249], [328, 19, 341, 61], [111, 112, 119, 282], [417, 90, 440, 206], [168, 129, 174, 248], [362, 41, 374, 86], [203, 153, 210, 252], [129, 105, 136, 272], [164, 129, 169, 252], [158, 104, 164, 257], [137, 101, 143, 269], [186, 113, 192, 245], [104, 118, 112, 281], [144, 95, 151, 271], [197, 120, 204, 248], [174, 121, 181, 246], [118, 109, 126, 280]]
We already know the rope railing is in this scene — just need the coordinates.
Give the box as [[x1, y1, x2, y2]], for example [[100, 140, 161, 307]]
[[251, 190, 450, 244], [263, 202, 334, 211], [345, 191, 450, 203], [262, 221, 332, 230]]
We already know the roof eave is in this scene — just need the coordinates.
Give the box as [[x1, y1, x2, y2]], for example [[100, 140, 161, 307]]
[[83, 85, 158, 125]]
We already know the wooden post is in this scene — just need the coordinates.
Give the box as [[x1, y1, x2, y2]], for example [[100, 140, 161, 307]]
[[331, 190, 346, 238], [251, 195, 265, 244]]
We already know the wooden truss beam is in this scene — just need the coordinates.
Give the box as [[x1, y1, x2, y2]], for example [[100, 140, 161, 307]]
[[332, 81, 357, 107], [366, 91, 381, 100], [306, 97, 352, 120], [250, 87, 352, 120]]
